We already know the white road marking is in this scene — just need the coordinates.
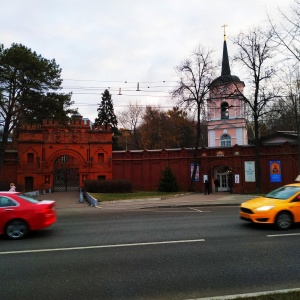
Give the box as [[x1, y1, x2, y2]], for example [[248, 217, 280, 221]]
[[267, 232, 300, 237], [140, 209, 206, 213], [141, 207, 211, 213], [188, 207, 211, 213], [0, 239, 205, 255]]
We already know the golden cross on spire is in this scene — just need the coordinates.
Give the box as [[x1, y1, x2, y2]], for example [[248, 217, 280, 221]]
[[221, 24, 228, 40]]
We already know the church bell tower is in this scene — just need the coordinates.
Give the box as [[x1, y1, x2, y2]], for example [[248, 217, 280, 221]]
[[207, 29, 247, 147]]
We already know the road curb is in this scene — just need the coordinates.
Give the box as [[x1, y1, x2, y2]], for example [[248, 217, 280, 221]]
[[189, 287, 300, 300]]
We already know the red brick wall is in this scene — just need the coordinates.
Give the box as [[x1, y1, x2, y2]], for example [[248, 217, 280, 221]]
[[112, 144, 299, 193], [1, 132, 299, 194]]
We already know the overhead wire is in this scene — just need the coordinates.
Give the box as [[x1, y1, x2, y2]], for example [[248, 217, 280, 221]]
[[58, 78, 298, 113]]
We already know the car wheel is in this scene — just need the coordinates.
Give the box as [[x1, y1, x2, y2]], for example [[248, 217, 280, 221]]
[[5, 220, 29, 239], [275, 212, 293, 230]]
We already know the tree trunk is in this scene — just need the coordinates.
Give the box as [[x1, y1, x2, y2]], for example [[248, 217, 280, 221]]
[[0, 115, 12, 173], [0, 134, 9, 173], [254, 114, 261, 193], [190, 104, 201, 192], [296, 113, 300, 174]]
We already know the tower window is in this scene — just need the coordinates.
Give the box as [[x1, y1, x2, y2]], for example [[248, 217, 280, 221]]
[[221, 102, 229, 119], [27, 153, 34, 164], [220, 134, 232, 147], [98, 153, 104, 163]]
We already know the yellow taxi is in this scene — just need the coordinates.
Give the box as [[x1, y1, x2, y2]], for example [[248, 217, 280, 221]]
[[240, 183, 300, 229]]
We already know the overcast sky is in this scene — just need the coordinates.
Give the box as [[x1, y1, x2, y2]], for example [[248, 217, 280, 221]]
[[1, 0, 293, 121]]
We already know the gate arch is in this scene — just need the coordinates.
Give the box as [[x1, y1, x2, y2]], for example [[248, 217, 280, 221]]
[[53, 154, 80, 192], [203, 159, 233, 192], [48, 149, 85, 166], [48, 150, 85, 192], [214, 165, 232, 192]]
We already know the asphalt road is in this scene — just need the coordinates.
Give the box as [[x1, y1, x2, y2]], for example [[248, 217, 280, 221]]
[[1, 206, 300, 300]]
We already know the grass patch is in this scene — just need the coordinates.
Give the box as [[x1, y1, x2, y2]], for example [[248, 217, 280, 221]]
[[90, 191, 184, 202]]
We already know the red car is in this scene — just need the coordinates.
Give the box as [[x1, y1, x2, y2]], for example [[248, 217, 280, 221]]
[[0, 192, 56, 239]]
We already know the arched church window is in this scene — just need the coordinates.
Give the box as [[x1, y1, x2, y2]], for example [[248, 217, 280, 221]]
[[220, 134, 232, 147], [221, 102, 229, 119]]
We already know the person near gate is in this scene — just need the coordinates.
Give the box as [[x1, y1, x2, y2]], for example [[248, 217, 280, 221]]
[[214, 178, 220, 192], [9, 183, 16, 192], [204, 180, 210, 195]]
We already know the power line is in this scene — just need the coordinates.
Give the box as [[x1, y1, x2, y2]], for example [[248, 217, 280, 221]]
[[72, 103, 175, 109], [70, 92, 172, 98], [63, 79, 177, 84], [63, 86, 175, 90]]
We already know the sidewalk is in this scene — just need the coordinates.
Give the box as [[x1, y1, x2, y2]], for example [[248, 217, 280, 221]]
[[37, 191, 255, 210], [98, 192, 254, 210]]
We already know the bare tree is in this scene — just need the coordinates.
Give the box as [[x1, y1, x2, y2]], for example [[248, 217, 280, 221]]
[[117, 101, 144, 149], [268, 0, 300, 62], [233, 27, 278, 192], [278, 63, 300, 171], [172, 45, 217, 191], [268, 0, 300, 173]]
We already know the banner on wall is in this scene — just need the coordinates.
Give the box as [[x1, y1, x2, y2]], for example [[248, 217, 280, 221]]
[[270, 160, 282, 183], [244, 161, 255, 182], [190, 163, 200, 182], [235, 174, 240, 184]]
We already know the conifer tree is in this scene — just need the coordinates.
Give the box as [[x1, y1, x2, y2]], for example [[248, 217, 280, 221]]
[[158, 166, 179, 192], [95, 89, 120, 149]]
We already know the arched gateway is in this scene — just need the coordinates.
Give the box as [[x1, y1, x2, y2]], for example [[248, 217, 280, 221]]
[[16, 115, 113, 192], [48, 150, 84, 192], [53, 155, 80, 192]]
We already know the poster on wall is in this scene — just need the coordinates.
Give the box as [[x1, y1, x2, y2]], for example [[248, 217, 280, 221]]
[[245, 161, 255, 182], [235, 174, 240, 184], [270, 160, 282, 183], [190, 163, 200, 182]]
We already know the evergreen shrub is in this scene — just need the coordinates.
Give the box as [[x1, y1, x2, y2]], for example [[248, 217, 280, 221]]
[[158, 166, 179, 192]]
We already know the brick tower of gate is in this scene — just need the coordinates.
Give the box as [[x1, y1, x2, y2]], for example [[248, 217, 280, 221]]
[[17, 114, 112, 192]]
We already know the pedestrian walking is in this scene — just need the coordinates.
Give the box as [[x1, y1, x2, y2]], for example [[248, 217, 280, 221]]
[[204, 180, 210, 195]]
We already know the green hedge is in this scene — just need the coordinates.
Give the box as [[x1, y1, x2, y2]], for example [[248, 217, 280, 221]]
[[83, 179, 133, 193]]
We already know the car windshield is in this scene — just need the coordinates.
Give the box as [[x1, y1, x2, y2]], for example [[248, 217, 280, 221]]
[[265, 186, 300, 200], [18, 194, 40, 204]]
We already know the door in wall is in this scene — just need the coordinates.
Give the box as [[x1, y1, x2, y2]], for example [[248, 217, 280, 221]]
[[53, 155, 79, 192], [24, 177, 34, 192]]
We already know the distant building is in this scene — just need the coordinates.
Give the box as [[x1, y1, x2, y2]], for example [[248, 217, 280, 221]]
[[252, 131, 299, 145]]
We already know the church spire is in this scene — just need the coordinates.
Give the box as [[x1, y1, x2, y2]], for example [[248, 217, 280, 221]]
[[209, 25, 243, 88], [221, 24, 231, 76]]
